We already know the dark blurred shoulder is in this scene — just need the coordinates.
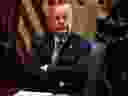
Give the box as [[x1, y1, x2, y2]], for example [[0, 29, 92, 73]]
[[105, 39, 128, 71]]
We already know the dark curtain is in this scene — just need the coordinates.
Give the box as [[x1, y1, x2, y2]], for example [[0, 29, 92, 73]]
[[0, 80, 16, 96], [0, 0, 16, 32], [0, 0, 16, 63], [0, 0, 16, 95]]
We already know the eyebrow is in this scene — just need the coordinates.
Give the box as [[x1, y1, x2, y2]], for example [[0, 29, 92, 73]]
[[77, 0, 86, 5], [64, 0, 72, 4], [47, 0, 72, 5]]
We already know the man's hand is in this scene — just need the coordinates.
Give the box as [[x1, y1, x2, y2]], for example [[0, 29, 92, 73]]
[[40, 64, 49, 72]]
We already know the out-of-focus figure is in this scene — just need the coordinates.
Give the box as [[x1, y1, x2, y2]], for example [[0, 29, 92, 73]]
[[96, 0, 112, 17]]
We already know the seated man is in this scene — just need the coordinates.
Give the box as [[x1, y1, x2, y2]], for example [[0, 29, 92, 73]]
[[33, 0, 96, 64]]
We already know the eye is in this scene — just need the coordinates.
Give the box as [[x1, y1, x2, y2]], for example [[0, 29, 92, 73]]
[[56, 16, 60, 20], [77, 0, 86, 6], [56, 15, 66, 20], [97, 0, 104, 4], [63, 15, 66, 20], [78, 0, 85, 5]]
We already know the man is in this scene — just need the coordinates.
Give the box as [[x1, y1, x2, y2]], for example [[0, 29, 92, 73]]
[[31, 0, 97, 66], [96, 0, 112, 17]]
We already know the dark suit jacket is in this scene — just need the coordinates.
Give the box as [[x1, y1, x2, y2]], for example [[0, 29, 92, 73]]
[[31, 32, 91, 65]]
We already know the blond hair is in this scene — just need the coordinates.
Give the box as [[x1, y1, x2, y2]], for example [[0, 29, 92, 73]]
[[16, 0, 46, 51]]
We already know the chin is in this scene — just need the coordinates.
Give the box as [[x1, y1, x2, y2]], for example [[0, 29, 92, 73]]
[[56, 29, 67, 32]]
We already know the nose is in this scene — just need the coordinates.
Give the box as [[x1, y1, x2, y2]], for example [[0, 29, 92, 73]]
[[59, 17, 65, 24], [56, 16, 65, 25]]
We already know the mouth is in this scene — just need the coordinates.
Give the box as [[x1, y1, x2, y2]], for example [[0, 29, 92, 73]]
[[56, 25, 71, 32], [56, 27, 67, 32]]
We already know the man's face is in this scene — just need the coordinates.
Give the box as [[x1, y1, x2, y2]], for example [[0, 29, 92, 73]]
[[43, 0, 72, 32], [96, 0, 112, 17]]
